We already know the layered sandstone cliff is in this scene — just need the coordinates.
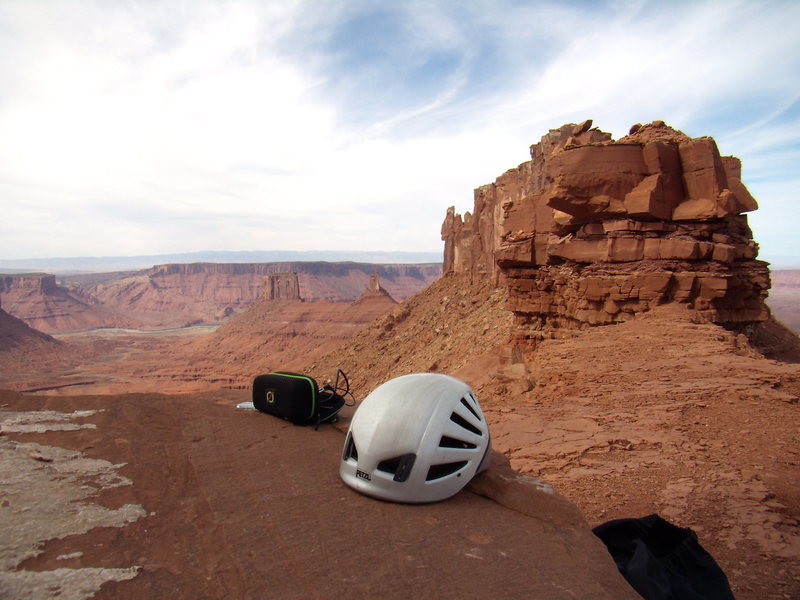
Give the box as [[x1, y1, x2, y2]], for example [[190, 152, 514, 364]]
[[135, 262, 435, 303], [768, 270, 800, 334], [0, 262, 440, 333], [171, 274, 400, 388], [77, 262, 439, 330], [0, 274, 134, 333], [264, 272, 302, 301], [441, 120, 770, 333], [0, 296, 61, 353]]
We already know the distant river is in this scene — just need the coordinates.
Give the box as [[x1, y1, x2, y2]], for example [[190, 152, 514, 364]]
[[52, 324, 221, 338]]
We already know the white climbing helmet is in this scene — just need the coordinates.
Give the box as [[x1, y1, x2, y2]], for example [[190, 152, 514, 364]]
[[340, 373, 492, 503]]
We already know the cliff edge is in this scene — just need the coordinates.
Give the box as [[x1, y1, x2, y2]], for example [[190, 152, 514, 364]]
[[441, 120, 770, 336]]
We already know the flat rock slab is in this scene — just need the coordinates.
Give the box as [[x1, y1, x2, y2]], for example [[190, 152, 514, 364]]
[[0, 389, 637, 600]]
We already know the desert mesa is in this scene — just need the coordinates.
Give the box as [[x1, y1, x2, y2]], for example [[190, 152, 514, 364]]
[[1, 120, 799, 599]]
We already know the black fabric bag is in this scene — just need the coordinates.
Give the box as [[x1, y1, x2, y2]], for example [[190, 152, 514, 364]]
[[593, 514, 734, 600], [252, 370, 350, 428]]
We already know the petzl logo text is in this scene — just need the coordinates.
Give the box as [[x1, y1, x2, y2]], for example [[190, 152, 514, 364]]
[[356, 469, 371, 481]]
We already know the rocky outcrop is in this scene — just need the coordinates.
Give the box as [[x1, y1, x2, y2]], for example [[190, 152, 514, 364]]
[[0, 274, 133, 333], [172, 275, 401, 388], [359, 273, 398, 302], [0, 263, 439, 333], [441, 120, 770, 331], [0, 296, 61, 353], [264, 272, 301, 301]]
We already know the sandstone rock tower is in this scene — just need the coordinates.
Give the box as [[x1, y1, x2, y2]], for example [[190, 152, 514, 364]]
[[441, 120, 770, 333], [264, 273, 301, 301], [358, 273, 397, 303], [368, 273, 381, 293]]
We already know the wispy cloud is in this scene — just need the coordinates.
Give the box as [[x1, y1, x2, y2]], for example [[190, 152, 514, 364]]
[[0, 0, 797, 262]]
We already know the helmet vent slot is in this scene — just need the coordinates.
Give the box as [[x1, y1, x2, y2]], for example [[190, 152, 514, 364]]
[[426, 461, 469, 481], [377, 456, 401, 473], [439, 435, 477, 450], [377, 453, 416, 482], [460, 396, 482, 421], [449, 412, 482, 436], [343, 433, 358, 462]]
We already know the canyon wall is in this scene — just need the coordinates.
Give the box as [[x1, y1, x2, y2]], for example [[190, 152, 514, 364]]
[[767, 270, 800, 334], [0, 294, 61, 354], [2, 262, 440, 332], [0, 274, 134, 333], [78, 261, 439, 328], [129, 262, 439, 303], [441, 120, 770, 334], [175, 274, 400, 388]]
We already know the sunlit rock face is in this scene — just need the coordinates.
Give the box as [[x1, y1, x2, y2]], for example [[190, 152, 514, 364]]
[[441, 120, 770, 332]]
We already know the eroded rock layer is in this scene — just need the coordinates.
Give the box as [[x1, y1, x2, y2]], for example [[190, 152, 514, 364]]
[[82, 261, 439, 328], [264, 272, 302, 301], [0, 297, 61, 354], [0, 274, 134, 333], [1, 262, 440, 332], [166, 274, 401, 389], [441, 120, 770, 331]]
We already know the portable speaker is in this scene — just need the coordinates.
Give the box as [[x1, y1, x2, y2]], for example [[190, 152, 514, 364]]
[[252, 372, 320, 425], [252, 371, 348, 427]]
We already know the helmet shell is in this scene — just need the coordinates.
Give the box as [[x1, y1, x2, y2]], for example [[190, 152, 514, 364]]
[[340, 373, 491, 503]]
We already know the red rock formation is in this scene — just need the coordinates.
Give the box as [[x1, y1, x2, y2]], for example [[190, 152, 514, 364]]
[[0, 263, 439, 333], [263, 272, 301, 301], [76, 262, 439, 330], [0, 274, 134, 333], [767, 270, 800, 334], [168, 274, 400, 388], [441, 120, 770, 331], [360, 272, 398, 302], [0, 297, 61, 353]]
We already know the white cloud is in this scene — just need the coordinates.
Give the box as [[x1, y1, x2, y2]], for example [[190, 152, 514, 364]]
[[0, 0, 798, 261]]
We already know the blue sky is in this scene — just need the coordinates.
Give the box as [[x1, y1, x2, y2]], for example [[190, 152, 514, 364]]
[[0, 0, 798, 265]]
